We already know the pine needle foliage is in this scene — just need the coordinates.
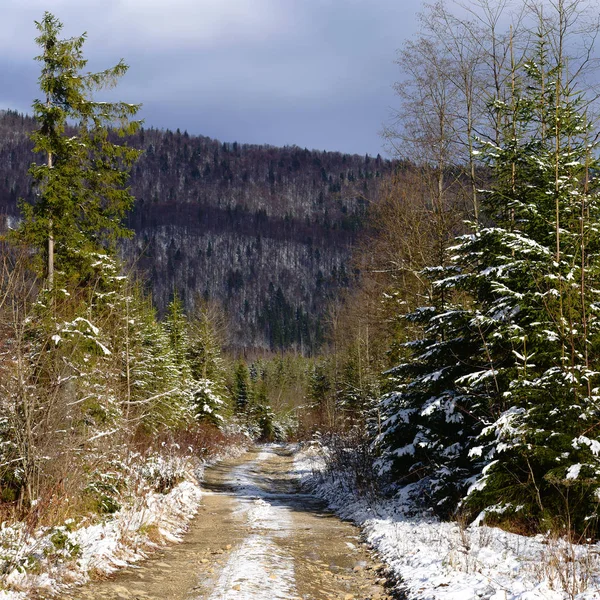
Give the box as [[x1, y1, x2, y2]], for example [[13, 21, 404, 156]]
[[463, 32, 600, 535], [15, 12, 141, 286]]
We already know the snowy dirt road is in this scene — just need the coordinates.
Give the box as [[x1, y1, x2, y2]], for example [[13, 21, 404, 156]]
[[64, 446, 392, 600]]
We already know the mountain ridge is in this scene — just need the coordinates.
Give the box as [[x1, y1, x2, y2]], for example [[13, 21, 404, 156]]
[[0, 109, 398, 352]]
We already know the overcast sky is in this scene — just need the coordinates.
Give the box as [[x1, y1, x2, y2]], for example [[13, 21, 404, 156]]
[[0, 0, 425, 156]]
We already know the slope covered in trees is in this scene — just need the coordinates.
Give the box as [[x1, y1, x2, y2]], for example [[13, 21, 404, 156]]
[[0, 110, 397, 353]]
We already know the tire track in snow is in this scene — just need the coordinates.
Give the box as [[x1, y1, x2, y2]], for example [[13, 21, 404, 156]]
[[204, 449, 298, 600]]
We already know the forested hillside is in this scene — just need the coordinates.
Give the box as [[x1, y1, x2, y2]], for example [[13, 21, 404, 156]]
[[0, 110, 396, 352]]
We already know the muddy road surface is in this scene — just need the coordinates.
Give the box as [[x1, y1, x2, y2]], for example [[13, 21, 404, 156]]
[[65, 446, 392, 600]]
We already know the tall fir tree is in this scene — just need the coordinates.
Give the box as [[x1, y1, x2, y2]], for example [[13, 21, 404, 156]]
[[462, 32, 600, 534], [16, 12, 140, 287]]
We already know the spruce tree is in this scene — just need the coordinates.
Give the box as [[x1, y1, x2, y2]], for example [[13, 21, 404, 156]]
[[233, 361, 251, 413], [462, 33, 600, 535], [186, 301, 229, 424], [377, 14, 600, 533], [375, 285, 490, 514], [17, 12, 140, 286], [165, 293, 189, 371]]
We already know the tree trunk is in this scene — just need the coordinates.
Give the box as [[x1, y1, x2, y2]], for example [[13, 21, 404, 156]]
[[47, 150, 54, 288]]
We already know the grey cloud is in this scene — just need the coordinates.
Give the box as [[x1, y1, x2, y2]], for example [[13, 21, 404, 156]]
[[0, 0, 424, 156]]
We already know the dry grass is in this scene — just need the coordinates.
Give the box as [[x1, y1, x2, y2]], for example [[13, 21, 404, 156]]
[[0, 421, 245, 535], [532, 534, 600, 599], [316, 428, 381, 501]]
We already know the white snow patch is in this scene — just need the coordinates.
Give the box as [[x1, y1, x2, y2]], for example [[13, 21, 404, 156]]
[[573, 436, 600, 456], [566, 463, 583, 480], [294, 444, 600, 600], [205, 535, 295, 600], [203, 447, 298, 599]]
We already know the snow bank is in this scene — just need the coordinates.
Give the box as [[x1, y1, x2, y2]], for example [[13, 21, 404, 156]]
[[0, 445, 246, 599], [294, 444, 600, 600]]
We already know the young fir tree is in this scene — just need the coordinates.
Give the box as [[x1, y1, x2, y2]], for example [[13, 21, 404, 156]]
[[101, 276, 184, 433], [233, 361, 251, 414], [308, 362, 332, 413], [251, 375, 276, 441], [374, 289, 490, 514], [134, 298, 190, 432], [16, 12, 140, 287], [186, 301, 229, 425], [160, 293, 195, 424], [164, 293, 189, 372]]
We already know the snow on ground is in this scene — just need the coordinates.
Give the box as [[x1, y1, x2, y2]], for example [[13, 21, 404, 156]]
[[0, 445, 246, 599], [207, 536, 296, 600], [229, 450, 293, 532], [293, 443, 600, 600], [202, 446, 297, 600]]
